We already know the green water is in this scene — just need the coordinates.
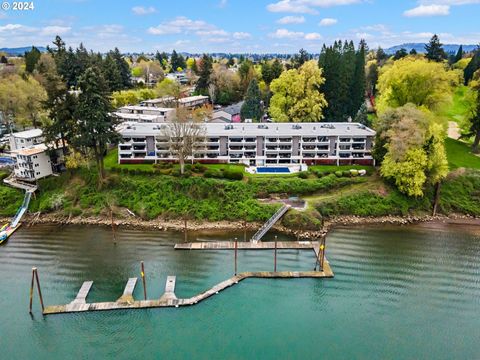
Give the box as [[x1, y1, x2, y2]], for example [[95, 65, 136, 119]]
[[0, 223, 479, 359]]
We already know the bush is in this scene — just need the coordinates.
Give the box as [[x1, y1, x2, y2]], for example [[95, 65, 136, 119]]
[[342, 171, 351, 177], [192, 163, 207, 173], [350, 169, 359, 177], [335, 171, 343, 178], [204, 169, 224, 179], [298, 171, 309, 179], [223, 170, 244, 180]]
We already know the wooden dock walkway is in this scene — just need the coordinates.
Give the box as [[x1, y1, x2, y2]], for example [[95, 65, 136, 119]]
[[42, 265, 333, 315], [174, 241, 318, 251], [39, 240, 332, 316]]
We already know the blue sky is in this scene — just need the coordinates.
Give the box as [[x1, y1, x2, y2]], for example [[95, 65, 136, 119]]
[[0, 0, 479, 53]]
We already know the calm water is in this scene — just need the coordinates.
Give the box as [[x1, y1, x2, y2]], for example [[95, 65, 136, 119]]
[[0, 223, 479, 359]]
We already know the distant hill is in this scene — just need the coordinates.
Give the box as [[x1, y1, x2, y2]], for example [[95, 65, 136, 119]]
[[0, 46, 47, 56], [386, 43, 478, 55]]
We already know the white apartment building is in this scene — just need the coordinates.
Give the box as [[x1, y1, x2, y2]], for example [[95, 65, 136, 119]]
[[116, 106, 176, 123], [12, 144, 53, 180], [9, 129, 44, 151], [117, 122, 375, 166]]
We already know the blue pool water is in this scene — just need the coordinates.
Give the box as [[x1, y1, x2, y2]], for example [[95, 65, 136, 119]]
[[0, 157, 14, 165], [256, 167, 291, 173]]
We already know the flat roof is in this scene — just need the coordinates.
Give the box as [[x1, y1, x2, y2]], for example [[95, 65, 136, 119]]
[[13, 143, 47, 156], [11, 128, 43, 139], [118, 121, 375, 137], [118, 106, 174, 112], [115, 113, 163, 121], [178, 95, 209, 104]]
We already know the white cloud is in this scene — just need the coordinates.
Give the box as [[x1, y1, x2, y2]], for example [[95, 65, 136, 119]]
[[404, 4, 450, 17], [40, 26, 71, 36], [420, 0, 480, 4], [218, 0, 228, 8], [267, 0, 318, 14], [0, 12, 7, 19], [269, 28, 305, 39], [267, 0, 363, 14], [277, 15, 305, 24], [148, 16, 215, 35], [233, 32, 251, 39], [319, 18, 338, 26], [305, 32, 322, 40], [196, 29, 229, 36], [270, 29, 322, 41], [0, 24, 24, 32], [132, 6, 156, 15]]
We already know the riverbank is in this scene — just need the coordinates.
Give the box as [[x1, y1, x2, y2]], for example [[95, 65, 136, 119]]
[[3, 212, 478, 240]]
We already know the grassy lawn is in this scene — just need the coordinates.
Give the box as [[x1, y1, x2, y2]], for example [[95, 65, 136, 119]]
[[309, 164, 374, 173], [439, 85, 474, 129], [445, 137, 480, 170]]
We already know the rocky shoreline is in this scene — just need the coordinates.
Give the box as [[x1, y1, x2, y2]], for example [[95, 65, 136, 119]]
[[1, 212, 478, 240]]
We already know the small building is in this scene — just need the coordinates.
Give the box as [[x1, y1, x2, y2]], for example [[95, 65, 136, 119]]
[[9, 129, 44, 151], [212, 101, 244, 123], [116, 106, 175, 123], [13, 144, 53, 180], [166, 72, 188, 84], [178, 95, 209, 109]]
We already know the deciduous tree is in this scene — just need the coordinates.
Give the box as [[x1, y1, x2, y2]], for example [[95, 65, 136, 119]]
[[377, 57, 458, 113], [269, 60, 327, 122]]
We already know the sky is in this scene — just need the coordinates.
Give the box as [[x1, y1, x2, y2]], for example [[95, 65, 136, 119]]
[[0, 0, 479, 53]]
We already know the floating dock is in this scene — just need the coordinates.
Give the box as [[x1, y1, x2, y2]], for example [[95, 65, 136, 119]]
[[41, 240, 332, 315]]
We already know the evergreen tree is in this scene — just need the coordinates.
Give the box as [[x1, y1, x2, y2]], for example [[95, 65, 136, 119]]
[[102, 54, 123, 92], [292, 48, 310, 69], [464, 48, 480, 85], [351, 40, 367, 117], [271, 59, 283, 80], [240, 79, 263, 121], [0, 55, 7, 64], [462, 85, 480, 153], [24, 46, 41, 73], [376, 47, 389, 63], [409, 48, 418, 55], [454, 45, 463, 63], [393, 48, 408, 60], [425, 34, 447, 62], [191, 59, 198, 75], [195, 54, 213, 95], [261, 61, 273, 85], [170, 50, 186, 72], [110, 48, 131, 88], [74, 67, 119, 182], [42, 72, 77, 154], [227, 57, 235, 67]]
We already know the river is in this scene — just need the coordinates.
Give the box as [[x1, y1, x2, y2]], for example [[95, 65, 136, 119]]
[[0, 222, 479, 359]]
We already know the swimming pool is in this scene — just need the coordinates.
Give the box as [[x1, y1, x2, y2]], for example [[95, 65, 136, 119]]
[[256, 167, 291, 173], [0, 157, 14, 165]]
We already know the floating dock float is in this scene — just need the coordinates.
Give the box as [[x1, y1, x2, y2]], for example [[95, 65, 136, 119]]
[[40, 240, 332, 315]]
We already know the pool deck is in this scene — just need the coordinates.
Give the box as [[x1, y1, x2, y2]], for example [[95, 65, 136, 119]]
[[41, 241, 332, 315]]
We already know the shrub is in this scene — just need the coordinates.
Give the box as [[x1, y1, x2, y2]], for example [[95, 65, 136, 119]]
[[350, 169, 359, 177], [335, 171, 343, 178], [342, 171, 351, 177], [224, 170, 244, 180], [204, 169, 224, 179], [298, 171, 309, 179]]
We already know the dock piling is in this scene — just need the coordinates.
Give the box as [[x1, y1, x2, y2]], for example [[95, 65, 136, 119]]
[[234, 238, 238, 275], [141, 261, 147, 300], [29, 268, 35, 314], [34, 268, 45, 312], [274, 236, 278, 272]]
